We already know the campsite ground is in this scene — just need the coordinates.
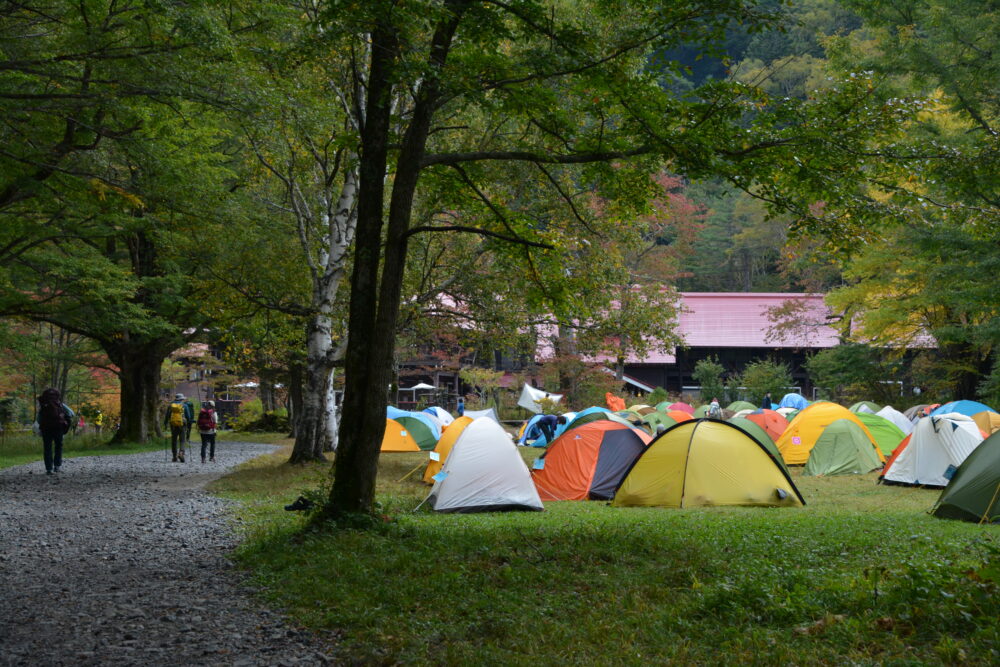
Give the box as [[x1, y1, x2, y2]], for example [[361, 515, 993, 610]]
[[215, 438, 1000, 665]]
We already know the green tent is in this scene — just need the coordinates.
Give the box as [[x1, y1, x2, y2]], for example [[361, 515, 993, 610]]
[[392, 415, 438, 450], [728, 417, 789, 475], [641, 411, 677, 435], [932, 431, 1000, 523], [854, 412, 906, 456], [803, 419, 883, 476], [693, 404, 710, 418], [727, 400, 757, 413], [849, 401, 882, 414]]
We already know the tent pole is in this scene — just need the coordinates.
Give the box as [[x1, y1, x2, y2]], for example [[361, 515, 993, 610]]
[[397, 461, 426, 483], [979, 482, 1000, 525]]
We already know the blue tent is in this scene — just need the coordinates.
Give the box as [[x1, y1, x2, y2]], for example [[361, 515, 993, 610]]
[[930, 400, 997, 418], [778, 393, 809, 410]]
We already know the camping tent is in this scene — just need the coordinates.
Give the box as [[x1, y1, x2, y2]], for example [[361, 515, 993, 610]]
[[876, 405, 914, 436], [727, 417, 790, 476], [627, 404, 656, 416], [423, 406, 454, 426], [778, 393, 809, 410], [803, 419, 883, 476], [464, 407, 500, 423], [532, 421, 651, 501], [666, 410, 694, 423], [387, 406, 441, 450], [881, 413, 984, 487], [726, 400, 757, 413], [854, 412, 907, 457], [745, 409, 788, 442], [849, 401, 881, 414], [423, 416, 474, 483], [517, 384, 563, 414], [775, 402, 883, 465], [381, 419, 422, 452], [564, 406, 613, 432], [972, 411, 1000, 436], [666, 402, 694, 415], [930, 400, 997, 418], [611, 419, 804, 508], [903, 404, 938, 421], [932, 431, 1000, 523], [425, 418, 543, 513], [641, 411, 676, 435]]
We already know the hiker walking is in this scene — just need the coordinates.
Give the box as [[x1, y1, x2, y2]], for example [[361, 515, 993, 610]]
[[183, 395, 195, 445], [36, 388, 73, 475], [164, 393, 194, 462], [197, 400, 219, 463]]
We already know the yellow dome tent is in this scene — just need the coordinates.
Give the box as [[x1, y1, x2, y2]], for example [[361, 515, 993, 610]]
[[381, 418, 421, 452], [612, 420, 804, 508], [423, 416, 474, 483], [776, 402, 885, 465]]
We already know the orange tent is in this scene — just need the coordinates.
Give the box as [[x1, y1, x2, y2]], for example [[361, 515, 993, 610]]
[[667, 410, 693, 423], [422, 416, 474, 483], [532, 421, 651, 501], [381, 418, 421, 452], [745, 409, 788, 441]]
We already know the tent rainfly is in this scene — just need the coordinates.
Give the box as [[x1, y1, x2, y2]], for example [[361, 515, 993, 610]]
[[424, 418, 543, 513], [517, 384, 563, 414], [881, 413, 984, 487], [932, 431, 1000, 523], [612, 419, 804, 508], [803, 419, 883, 476]]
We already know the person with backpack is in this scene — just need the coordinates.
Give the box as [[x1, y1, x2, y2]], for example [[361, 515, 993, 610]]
[[707, 398, 721, 418], [163, 393, 194, 462], [36, 388, 73, 475], [197, 400, 219, 463]]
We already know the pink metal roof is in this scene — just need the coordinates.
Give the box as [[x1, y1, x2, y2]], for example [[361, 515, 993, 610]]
[[536, 292, 839, 365], [673, 292, 838, 351]]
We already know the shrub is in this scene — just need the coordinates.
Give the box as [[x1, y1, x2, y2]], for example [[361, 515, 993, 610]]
[[693, 357, 725, 403]]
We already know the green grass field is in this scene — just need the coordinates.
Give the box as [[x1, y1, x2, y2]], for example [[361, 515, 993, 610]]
[[215, 443, 1000, 664]]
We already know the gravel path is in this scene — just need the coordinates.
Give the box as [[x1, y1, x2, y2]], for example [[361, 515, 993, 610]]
[[0, 443, 336, 666]]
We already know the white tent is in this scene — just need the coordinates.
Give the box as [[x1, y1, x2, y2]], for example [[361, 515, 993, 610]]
[[464, 407, 500, 423], [517, 384, 563, 414], [882, 413, 984, 487], [876, 405, 913, 436], [423, 406, 454, 426], [425, 418, 543, 513]]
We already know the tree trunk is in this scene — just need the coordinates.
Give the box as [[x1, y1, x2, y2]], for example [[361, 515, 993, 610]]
[[322, 369, 338, 453], [289, 315, 334, 463], [106, 344, 168, 444], [287, 358, 304, 439], [327, 8, 465, 517]]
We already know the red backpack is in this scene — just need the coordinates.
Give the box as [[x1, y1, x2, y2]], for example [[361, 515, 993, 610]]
[[197, 408, 216, 431]]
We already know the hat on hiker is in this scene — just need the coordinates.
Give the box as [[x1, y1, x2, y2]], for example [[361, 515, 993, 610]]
[[205, 400, 214, 407], [174, 393, 185, 400]]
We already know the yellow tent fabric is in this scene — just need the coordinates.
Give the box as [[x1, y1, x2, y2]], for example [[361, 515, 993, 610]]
[[972, 411, 1000, 436], [423, 416, 474, 483], [612, 420, 804, 508], [776, 402, 885, 465], [381, 418, 421, 452]]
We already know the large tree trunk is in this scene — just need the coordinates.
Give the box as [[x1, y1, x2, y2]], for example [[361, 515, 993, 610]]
[[106, 343, 169, 444], [327, 8, 465, 517]]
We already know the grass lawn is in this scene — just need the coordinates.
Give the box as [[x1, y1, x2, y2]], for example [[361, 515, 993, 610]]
[[213, 442, 1000, 665], [0, 431, 165, 470]]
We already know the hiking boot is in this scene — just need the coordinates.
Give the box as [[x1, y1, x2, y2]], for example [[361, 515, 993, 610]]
[[209, 457, 215, 462], [46, 470, 53, 475], [53, 466, 60, 473], [178, 450, 185, 463], [201, 457, 206, 464]]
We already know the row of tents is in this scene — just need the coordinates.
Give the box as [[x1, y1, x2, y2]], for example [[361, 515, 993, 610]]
[[378, 398, 1000, 523]]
